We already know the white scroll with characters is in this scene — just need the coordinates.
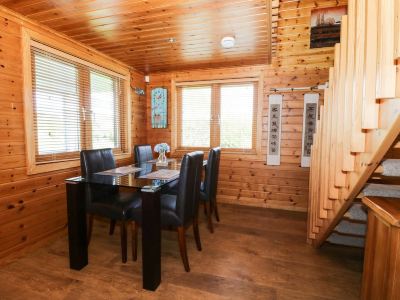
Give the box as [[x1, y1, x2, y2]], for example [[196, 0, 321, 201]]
[[267, 94, 283, 166], [301, 93, 319, 167]]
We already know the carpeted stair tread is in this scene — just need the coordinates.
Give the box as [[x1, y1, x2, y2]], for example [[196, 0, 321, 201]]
[[362, 183, 400, 198], [326, 233, 365, 248]]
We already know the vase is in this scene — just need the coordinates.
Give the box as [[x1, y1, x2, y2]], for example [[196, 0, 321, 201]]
[[156, 150, 168, 166]]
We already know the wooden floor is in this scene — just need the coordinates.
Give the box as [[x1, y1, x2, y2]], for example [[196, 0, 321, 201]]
[[0, 204, 363, 300]]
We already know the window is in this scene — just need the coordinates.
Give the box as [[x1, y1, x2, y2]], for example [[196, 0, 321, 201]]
[[34, 53, 81, 156], [180, 86, 212, 147], [220, 84, 254, 149], [90, 71, 121, 149], [177, 81, 257, 152], [25, 39, 130, 173]]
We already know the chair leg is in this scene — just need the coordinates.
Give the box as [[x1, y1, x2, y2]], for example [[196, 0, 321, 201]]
[[109, 220, 116, 235], [131, 222, 138, 261], [177, 227, 190, 272], [207, 201, 214, 233], [120, 221, 127, 263], [203, 200, 208, 216], [193, 218, 202, 251], [87, 214, 94, 246], [213, 198, 220, 222]]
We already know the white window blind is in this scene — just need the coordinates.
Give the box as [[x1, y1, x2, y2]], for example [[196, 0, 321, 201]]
[[31, 46, 128, 163], [180, 86, 212, 147], [177, 82, 257, 151], [90, 71, 121, 149]]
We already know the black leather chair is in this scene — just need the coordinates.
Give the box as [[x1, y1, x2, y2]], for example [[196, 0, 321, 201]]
[[80, 148, 142, 263], [132, 151, 204, 272], [200, 147, 221, 233], [134, 144, 153, 163]]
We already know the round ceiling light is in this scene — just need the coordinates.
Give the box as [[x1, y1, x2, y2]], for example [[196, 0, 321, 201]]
[[221, 36, 235, 49]]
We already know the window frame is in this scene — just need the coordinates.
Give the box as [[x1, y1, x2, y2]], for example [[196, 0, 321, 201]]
[[22, 29, 132, 175], [172, 77, 263, 157]]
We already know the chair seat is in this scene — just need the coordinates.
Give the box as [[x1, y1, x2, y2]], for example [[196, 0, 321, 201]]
[[87, 190, 142, 221], [160, 194, 183, 227], [200, 190, 208, 202], [131, 193, 184, 227]]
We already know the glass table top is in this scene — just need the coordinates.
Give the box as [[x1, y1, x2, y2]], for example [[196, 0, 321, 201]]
[[66, 159, 207, 192]]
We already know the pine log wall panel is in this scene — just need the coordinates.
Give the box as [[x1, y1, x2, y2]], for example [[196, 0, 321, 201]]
[[0, 9, 146, 261], [143, 0, 346, 211], [130, 71, 147, 146]]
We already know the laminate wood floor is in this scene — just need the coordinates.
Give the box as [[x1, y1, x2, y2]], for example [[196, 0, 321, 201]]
[[0, 204, 363, 300]]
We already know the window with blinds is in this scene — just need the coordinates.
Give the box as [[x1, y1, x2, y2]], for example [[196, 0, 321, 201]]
[[177, 82, 257, 152], [180, 86, 212, 147], [31, 46, 128, 163]]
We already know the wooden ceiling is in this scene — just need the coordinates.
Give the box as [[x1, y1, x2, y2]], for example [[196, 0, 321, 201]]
[[1, 0, 274, 73]]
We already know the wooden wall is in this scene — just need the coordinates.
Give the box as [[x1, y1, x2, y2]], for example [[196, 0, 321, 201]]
[[0, 8, 146, 262], [144, 0, 347, 212]]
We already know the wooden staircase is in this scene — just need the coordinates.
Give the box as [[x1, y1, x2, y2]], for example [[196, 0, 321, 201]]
[[307, 0, 400, 247]]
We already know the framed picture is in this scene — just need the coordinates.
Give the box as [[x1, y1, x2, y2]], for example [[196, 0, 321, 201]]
[[151, 87, 168, 128], [310, 6, 347, 49]]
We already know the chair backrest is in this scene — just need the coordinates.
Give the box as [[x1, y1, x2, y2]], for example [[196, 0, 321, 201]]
[[80, 148, 116, 176], [175, 151, 204, 225], [134, 144, 153, 163], [203, 147, 221, 200], [80, 149, 118, 201]]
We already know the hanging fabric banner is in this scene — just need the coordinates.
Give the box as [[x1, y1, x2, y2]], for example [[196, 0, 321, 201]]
[[267, 94, 283, 165], [301, 93, 320, 167]]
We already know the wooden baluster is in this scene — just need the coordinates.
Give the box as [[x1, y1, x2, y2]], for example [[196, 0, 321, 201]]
[[376, 0, 396, 99], [334, 16, 348, 187], [362, 0, 379, 129], [395, 0, 400, 97], [351, 0, 367, 152], [342, 0, 356, 172], [328, 44, 340, 200], [322, 69, 336, 210], [307, 142, 315, 240], [309, 138, 317, 238], [316, 105, 327, 223], [395, 0, 400, 60]]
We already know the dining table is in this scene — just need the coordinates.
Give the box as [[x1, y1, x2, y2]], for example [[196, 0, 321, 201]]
[[65, 158, 206, 291]]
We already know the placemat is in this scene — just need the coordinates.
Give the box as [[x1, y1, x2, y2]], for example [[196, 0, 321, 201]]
[[96, 166, 142, 176], [140, 169, 179, 180]]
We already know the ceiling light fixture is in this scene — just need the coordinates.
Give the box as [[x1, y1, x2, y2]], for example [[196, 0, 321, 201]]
[[167, 37, 176, 43], [221, 36, 235, 49]]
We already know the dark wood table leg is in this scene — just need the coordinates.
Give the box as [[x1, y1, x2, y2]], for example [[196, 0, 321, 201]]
[[66, 182, 88, 270], [141, 188, 161, 291]]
